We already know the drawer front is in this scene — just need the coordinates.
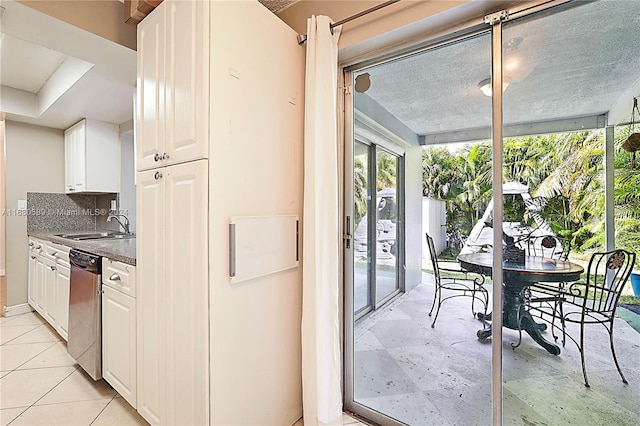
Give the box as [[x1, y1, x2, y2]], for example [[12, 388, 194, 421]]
[[102, 258, 136, 297], [29, 238, 45, 255], [46, 242, 71, 266]]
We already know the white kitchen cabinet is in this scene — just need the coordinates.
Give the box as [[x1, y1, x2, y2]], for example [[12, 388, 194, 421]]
[[28, 239, 38, 309], [103, 258, 136, 297], [136, 166, 165, 425], [27, 239, 70, 341], [136, 1, 304, 424], [42, 256, 58, 329], [102, 259, 137, 409], [28, 252, 37, 307], [65, 120, 85, 192], [64, 118, 120, 193], [34, 257, 45, 315], [48, 242, 71, 341], [55, 264, 70, 341], [137, 160, 208, 426], [136, 0, 209, 172], [28, 238, 44, 314]]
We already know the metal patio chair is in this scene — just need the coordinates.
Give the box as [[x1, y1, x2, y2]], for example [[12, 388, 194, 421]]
[[524, 234, 573, 339], [524, 234, 572, 260], [426, 233, 488, 328], [528, 249, 636, 387]]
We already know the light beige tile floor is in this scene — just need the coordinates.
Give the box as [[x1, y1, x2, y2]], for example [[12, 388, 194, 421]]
[[1, 311, 366, 426], [0, 312, 148, 426]]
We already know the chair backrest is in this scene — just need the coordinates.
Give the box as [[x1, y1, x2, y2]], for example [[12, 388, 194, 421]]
[[524, 235, 571, 260], [585, 249, 636, 312], [425, 233, 441, 281]]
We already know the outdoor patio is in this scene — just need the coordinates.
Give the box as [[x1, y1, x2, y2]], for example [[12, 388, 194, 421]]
[[353, 272, 640, 425]]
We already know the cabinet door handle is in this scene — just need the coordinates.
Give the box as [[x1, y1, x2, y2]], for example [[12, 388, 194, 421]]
[[50, 265, 56, 271], [29, 242, 34, 247], [36, 245, 42, 250], [154, 171, 163, 180], [109, 273, 121, 281], [162, 153, 170, 160], [154, 153, 162, 162], [31, 256, 36, 260]]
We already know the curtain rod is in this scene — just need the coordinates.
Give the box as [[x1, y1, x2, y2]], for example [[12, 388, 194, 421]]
[[297, 0, 401, 45]]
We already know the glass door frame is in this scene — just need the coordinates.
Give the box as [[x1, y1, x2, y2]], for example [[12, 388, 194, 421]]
[[352, 135, 406, 321], [342, 1, 583, 424]]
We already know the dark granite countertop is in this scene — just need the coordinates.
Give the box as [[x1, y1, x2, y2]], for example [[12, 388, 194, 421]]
[[29, 232, 136, 266]]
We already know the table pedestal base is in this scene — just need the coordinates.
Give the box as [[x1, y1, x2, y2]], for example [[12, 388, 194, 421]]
[[476, 282, 560, 355]]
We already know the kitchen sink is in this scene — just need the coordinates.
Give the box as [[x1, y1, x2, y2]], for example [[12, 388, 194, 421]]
[[56, 232, 134, 241]]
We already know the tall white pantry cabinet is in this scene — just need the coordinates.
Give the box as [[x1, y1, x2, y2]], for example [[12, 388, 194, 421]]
[[136, 1, 305, 425], [136, 0, 208, 424]]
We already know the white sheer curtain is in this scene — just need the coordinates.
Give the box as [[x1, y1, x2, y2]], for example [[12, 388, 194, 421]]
[[301, 15, 343, 426]]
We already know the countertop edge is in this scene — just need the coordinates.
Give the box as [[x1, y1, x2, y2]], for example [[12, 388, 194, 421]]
[[28, 232, 137, 266]]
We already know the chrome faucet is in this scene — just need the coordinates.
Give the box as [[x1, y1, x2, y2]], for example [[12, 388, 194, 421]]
[[107, 214, 131, 235]]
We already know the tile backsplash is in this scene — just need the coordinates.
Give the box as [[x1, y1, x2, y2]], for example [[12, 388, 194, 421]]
[[26, 192, 121, 233]]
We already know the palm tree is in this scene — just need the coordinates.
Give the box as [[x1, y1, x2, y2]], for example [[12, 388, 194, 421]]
[[422, 147, 455, 198], [456, 143, 492, 224], [353, 157, 368, 228], [422, 129, 639, 255]]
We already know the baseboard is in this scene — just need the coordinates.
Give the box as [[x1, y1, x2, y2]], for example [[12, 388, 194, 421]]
[[3, 303, 35, 317]]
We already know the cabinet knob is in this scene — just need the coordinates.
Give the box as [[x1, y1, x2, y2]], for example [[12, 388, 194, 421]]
[[31, 256, 36, 260], [29, 242, 34, 247], [36, 245, 42, 250], [50, 265, 56, 271], [109, 273, 121, 281], [154, 153, 162, 162], [162, 153, 170, 160], [154, 171, 163, 180]]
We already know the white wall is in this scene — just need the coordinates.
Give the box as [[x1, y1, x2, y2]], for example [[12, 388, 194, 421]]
[[5, 121, 64, 306], [208, 2, 304, 424], [404, 145, 423, 292], [423, 197, 447, 261], [1, 120, 6, 277], [119, 132, 136, 233]]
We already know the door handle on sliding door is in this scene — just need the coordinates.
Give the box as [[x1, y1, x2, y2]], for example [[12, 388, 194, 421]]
[[344, 216, 352, 249]]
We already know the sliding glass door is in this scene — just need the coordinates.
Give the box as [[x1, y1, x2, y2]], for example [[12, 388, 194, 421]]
[[345, 28, 492, 424], [353, 141, 371, 314], [374, 148, 400, 306], [353, 141, 402, 318], [499, 2, 640, 424], [345, 1, 640, 425]]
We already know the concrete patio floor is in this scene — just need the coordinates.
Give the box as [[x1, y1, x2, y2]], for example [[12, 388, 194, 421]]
[[353, 273, 640, 425]]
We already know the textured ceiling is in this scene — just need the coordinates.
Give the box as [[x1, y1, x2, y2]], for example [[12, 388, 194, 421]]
[[258, 0, 299, 13], [355, 0, 640, 141]]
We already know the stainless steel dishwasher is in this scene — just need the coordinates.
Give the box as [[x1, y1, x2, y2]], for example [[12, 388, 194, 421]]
[[67, 249, 102, 380]]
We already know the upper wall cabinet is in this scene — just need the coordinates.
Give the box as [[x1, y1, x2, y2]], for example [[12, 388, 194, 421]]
[[136, 0, 209, 171], [65, 119, 120, 194]]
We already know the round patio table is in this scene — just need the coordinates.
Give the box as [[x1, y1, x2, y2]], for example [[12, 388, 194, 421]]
[[457, 252, 584, 355]]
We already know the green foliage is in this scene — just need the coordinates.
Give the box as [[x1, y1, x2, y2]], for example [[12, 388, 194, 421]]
[[353, 148, 398, 230], [353, 156, 368, 229], [422, 128, 640, 257], [619, 295, 640, 305], [376, 151, 397, 191]]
